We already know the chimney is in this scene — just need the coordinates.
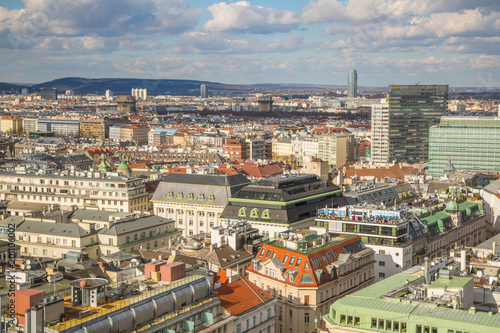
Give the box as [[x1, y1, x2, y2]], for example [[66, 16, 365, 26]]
[[424, 257, 430, 284], [460, 249, 467, 272]]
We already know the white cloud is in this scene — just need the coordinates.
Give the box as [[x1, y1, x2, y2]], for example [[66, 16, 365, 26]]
[[174, 33, 309, 54], [0, 0, 201, 50], [203, 1, 300, 34]]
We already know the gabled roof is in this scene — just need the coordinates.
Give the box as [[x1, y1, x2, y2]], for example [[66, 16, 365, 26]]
[[216, 276, 274, 316], [248, 236, 369, 287]]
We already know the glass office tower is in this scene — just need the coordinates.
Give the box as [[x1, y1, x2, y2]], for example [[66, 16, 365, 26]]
[[347, 67, 357, 98], [387, 84, 448, 164], [428, 116, 500, 178]]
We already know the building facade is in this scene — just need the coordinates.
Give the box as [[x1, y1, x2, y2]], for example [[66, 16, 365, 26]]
[[379, 85, 448, 164], [370, 101, 389, 164], [315, 205, 428, 281], [247, 231, 375, 333], [428, 116, 500, 178], [37, 117, 81, 137], [152, 173, 251, 237], [347, 66, 358, 98], [221, 174, 349, 237], [318, 133, 355, 168], [0, 169, 149, 213]]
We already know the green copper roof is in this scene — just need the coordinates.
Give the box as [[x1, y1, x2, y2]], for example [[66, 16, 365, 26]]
[[325, 273, 500, 333], [427, 277, 473, 289]]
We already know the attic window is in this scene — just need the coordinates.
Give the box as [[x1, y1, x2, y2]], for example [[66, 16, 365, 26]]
[[261, 209, 270, 219], [176, 192, 183, 200], [207, 194, 215, 202], [250, 208, 259, 218], [187, 193, 194, 201], [238, 207, 247, 217], [197, 193, 204, 201], [166, 191, 173, 199]]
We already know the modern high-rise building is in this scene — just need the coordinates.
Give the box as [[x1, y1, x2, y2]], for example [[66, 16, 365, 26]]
[[347, 66, 357, 98], [200, 84, 208, 98], [372, 85, 448, 164], [371, 100, 389, 164], [40, 87, 57, 100], [428, 116, 500, 178], [131, 88, 147, 100]]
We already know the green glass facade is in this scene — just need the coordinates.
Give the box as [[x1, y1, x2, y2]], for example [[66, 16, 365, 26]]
[[388, 85, 448, 164], [428, 117, 500, 178]]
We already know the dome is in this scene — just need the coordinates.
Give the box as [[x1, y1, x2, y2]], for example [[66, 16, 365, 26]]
[[443, 158, 455, 173], [116, 155, 131, 176], [445, 199, 459, 212]]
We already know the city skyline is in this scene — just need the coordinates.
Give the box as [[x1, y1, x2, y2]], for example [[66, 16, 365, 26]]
[[0, 0, 499, 87]]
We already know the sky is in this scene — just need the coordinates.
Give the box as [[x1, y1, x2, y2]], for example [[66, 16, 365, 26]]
[[0, 0, 499, 87]]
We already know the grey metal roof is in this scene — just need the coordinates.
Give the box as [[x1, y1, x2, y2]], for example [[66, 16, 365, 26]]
[[151, 173, 250, 206], [16, 220, 91, 237], [475, 232, 500, 250], [482, 179, 500, 195], [100, 215, 175, 236], [69, 210, 118, 222], [0, 215, 25, 227]]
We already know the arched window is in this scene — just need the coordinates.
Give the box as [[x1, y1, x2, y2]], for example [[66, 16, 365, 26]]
[[250, 208, 259, 218], [261, 209, 271, 219], [166, 191, 173, 199], [176, 192, 183, 200], [207, 194, 215, 202], [238, 207, 247, 217], [197, 193, 205, 201], [187, 193, 194, 201]]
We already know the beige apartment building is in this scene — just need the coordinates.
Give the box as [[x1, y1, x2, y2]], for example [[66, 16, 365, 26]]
[[12, 210, 179, 260], [0, 169, 149, 213], [247, 230, 375, 333]]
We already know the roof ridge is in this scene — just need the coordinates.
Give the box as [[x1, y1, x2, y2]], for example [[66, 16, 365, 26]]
[[241, 277, 265, 302]]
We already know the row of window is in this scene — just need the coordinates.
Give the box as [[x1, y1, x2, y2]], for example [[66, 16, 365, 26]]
[[165, 191, 215, 202], [238, 207, 272, 219]]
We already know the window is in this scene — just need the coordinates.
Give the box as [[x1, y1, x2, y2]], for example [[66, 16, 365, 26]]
[[289, 310, 292, 320], [417, 325, 422, 333], [379, 261, 385, 266], [197, 193, 205, 201], [386, 320, 392, 330], [304, 295, 309, 305], [322, 254, 328, 263], [166, 191, 173, 199], [304, 261, 310, 269], [236, 324, 241, 333], [186, 192, 194, 200], [347, 316, 353, 325], [250, 208, 259, 218], [354, 317, 360, 326], [379, 319, 384, 330], [401, 322, 407, 332], [238, 207, 247, 217], [207, 194, 215, 202], [379, 250, 386, 255], [371, 318, 377, 329], [341, 315, 346, 324], [261, 209, 271, 219], [176, 192, 183, 200], [394, 322, 399, 332], [304, 313, 309, 323], [295, 258, 301, 267], [315, 257, 321, 267], [326, 252, 332, 261], [289, 256, 295, 266], [379, 272, 385, 278], [283, 254, 289, 264]]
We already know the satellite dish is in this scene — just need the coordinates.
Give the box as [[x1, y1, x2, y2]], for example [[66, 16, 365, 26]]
[[20, 264, 26, 270], [26, 265, 32, 270], [26, 260, 31, 265]]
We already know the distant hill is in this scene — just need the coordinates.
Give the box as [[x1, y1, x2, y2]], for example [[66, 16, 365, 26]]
[[31, 77, 356, 96], [32, 77, 224, 95], [0, 82, 30, 95]]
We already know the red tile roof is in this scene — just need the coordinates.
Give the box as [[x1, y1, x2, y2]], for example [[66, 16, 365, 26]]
[[216, 276, 274, 316], [247, 236, 362, 287]]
